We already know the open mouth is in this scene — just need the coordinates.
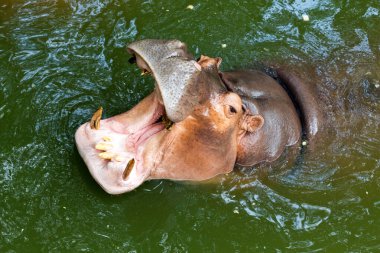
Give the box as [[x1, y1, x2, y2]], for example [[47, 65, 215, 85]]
[[75, 94, 171, 194], [76, 39, 204, 194]]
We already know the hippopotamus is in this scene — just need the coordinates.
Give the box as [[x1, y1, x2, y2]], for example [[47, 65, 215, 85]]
[[75, 39, 322, 194]]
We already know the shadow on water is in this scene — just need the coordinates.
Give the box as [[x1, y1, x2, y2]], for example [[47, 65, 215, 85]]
[[0, 0, 379, 252]]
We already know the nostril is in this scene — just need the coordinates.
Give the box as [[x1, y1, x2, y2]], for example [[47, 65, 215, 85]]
[[128, 56, 136, 64], [122, 159, 135, 180]]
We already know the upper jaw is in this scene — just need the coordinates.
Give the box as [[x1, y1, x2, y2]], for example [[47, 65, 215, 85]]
[[127, 39, 204, 123]]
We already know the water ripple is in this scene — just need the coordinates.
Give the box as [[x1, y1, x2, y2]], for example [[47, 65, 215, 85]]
[[221, 180, 331, 231], [0, 0, 379, 251]]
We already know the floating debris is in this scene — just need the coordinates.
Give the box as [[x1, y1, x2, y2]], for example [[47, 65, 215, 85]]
[[302, 14, 310, 22], [302, 141, 308, 146], [186, 5, 194, 10]]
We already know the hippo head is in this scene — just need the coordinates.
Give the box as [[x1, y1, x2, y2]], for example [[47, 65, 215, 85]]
[[75, 40, 264, 194]]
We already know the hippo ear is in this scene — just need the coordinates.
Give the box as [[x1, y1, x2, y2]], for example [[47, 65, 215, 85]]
[[215, 57, 222, 69], [241, 114, 264, 133], [198, 55, 222, 69]]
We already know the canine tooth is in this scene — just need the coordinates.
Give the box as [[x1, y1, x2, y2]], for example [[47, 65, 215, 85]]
[[95, 142, 113, 151], [102, 136, 112, 142], [98, 151, 115, 160], [90, 107, 103, 130], [122, 159, 135, 180]]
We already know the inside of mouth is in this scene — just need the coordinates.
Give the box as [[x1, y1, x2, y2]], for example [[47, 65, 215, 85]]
[[76, 93, 177, 194]]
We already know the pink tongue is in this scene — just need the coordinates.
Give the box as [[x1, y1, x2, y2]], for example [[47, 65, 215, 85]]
[[135, 123, 165, 148]]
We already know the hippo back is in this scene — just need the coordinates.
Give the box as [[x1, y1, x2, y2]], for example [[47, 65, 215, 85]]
[[220, 70, 302, 166]]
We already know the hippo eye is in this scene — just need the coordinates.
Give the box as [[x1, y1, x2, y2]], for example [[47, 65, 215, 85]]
[[229, 105, 237, 114]]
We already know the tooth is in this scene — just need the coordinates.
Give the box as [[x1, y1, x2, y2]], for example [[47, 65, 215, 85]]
[[141, 69, 150, 76], [115, 155, 125, 162], [122, 159, 135, 180], [90, 107, 103, 130], [95, 142, 113, 151], [102, 136, 112, 142], [162, 114, 174, 130], [98, 151, 115, 160]]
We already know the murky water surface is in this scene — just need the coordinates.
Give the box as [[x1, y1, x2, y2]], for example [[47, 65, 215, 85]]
[[1, 1, 379, 252]]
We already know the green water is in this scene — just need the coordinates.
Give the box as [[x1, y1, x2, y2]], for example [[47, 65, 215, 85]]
[[1, 0, 379, 252]]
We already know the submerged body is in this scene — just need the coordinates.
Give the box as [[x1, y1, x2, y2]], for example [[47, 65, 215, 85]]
[[75, 39, 322, 194]]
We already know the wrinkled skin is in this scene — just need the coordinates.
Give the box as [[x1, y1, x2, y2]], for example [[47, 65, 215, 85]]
[[221, 68, 322, 165], [221, 70, 301, 165], [127, 39, 225, 122], [75, 39, 322, 194], [75, 48, 263, 194]]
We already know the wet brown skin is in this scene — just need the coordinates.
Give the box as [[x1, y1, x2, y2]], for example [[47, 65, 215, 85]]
[[148, 93, 242, 181], [220, 68, 323, 166], [75, 39, 323, 194], [75, 52, 264, 194], [221, 70, 301, 166], [148, 57, 264, 181]]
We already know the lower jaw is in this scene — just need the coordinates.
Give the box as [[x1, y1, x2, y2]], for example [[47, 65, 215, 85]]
[[76, 112, 172, 193], [76, 91, 177, 193]]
